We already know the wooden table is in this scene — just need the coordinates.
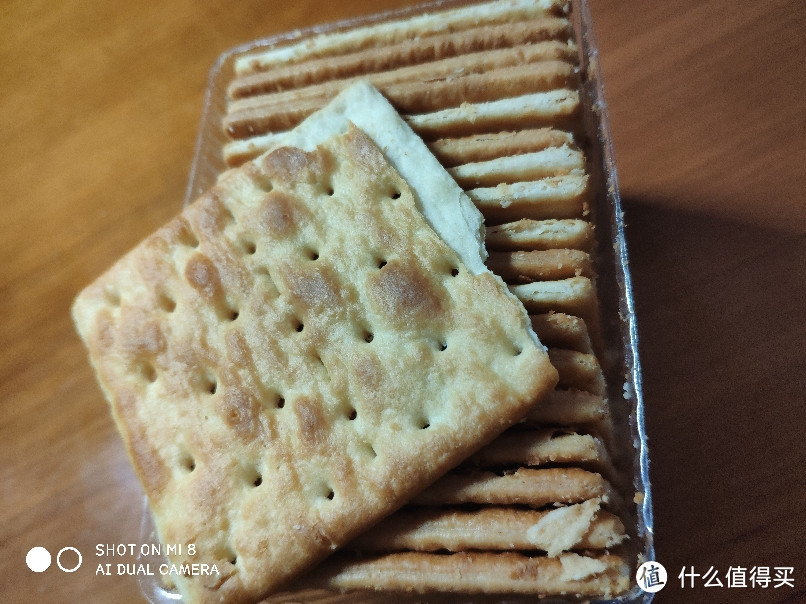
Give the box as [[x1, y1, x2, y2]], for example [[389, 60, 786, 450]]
[[2, 1, 803, 602]]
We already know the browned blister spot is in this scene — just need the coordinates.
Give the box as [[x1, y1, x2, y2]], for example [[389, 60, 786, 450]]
[[343, 126, 388, 173], [353, 351, 382, 392], [366, 260, 444, 325], [185, 253, 224, 301], [193, 190, 236, 238], [118, 308, 166, 357], [225, 329, 251, 368], [261, 145, 332, 186], [261, 146, 308, 183], [280, 263, 341, 314], [258, 190, 308, 238], [91, 308, 116, 352], [217, 385, 260, 442], [188, 461, 230, 524], [294, 396, 328, 451], [136, 253, 173, 293], [114, 388, 169, 496], [349, 349, 385, 416]]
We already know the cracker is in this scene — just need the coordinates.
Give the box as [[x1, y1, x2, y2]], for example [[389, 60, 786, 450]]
[[225, 61, 577, 138], [522, 389, 616, 456], [224, 133, 286, 168], [464, 427, 610, 468], [348, 502, 626, 553], [429, 128, 576, 167], [485, 218, 595, 251], [310, 551, 630, 596], [487, 249, 593, 282], [530, 312, 595, 353], [412, 467, 614, 507], [406, 89, 580, 138], [224, 89, 580, 143], [229, 19, 571, 99], [523, 389, 610, 428], [467, 175, 589, 223], [523, 498, 614, 556], [229, 39, 576, 102], [549, 348, 607, 395], [447, 145, 586, 188], [73, 85, 557, 603], [234, 0, 566, 75], [510, 276, 599, 328], [223, 127, 578, 170]]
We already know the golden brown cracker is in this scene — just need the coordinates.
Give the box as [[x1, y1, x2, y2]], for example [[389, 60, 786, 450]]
[[73, 121, 557, 602], [310, 551, 630, 596], [349, 503, 626, 553]]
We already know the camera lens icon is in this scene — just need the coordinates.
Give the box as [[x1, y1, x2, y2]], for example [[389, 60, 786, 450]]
[[26, 547, 51, 573], [26, 546, 82, 573]]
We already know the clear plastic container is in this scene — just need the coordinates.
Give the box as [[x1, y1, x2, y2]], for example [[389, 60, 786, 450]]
[[141, 1, 655, 601]]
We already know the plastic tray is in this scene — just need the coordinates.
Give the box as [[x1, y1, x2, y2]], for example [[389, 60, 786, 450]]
[[140, 1, 655, 601]]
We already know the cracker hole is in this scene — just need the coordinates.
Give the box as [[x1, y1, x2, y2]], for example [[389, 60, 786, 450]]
[[254, 174, 274, 192], [180, 454, 196, 473], [420, 421, 431, 430], [221, 205, 236, 224], [138, 361, 157, 383], [197, 372, 218, 395], [376, 258, 387, 269], [326, 186, 335, 196], [450, 267, 460, 277], [347, 407, 357, 421], [325, 489, 335, 501], [364, 331, 374, 343], [276, 396, 285, 409], [305, 247, 319, 261], [241, 239, 257, 255], [294, 320, 304, 333], [438, 340, 448, 351], [513, 344, 524, 356], [252, 471, 263, 487], [181, 228, 200, 248], [157, 293, 176, 313], [227, 308, 239, 322], [390, 189, 402, 200], [219, 546, 238, 565]]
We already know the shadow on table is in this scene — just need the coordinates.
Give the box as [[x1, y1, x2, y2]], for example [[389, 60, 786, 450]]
[[618, 196, 806, 603]]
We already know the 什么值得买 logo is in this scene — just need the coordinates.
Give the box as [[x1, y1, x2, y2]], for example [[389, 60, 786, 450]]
[[636, 560, 667, 593]]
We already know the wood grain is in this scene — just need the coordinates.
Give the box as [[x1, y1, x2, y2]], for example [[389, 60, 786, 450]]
[[1, 1, 803, 603]]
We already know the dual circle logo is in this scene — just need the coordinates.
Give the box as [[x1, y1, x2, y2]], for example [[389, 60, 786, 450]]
[[26, 547, 82, 573]]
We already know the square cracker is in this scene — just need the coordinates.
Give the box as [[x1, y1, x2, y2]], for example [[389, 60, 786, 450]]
[[73, 85, 557, 603]]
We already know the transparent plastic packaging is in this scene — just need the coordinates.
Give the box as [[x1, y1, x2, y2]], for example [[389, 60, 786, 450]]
[[139, 1, 655, 601]]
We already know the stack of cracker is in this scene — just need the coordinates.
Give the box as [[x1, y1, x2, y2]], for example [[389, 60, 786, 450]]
[[74, 1, 637, 603], [215, 0, 634, 600]]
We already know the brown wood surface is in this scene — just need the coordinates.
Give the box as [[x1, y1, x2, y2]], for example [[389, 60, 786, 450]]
[[1, 1, 804, 603]]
